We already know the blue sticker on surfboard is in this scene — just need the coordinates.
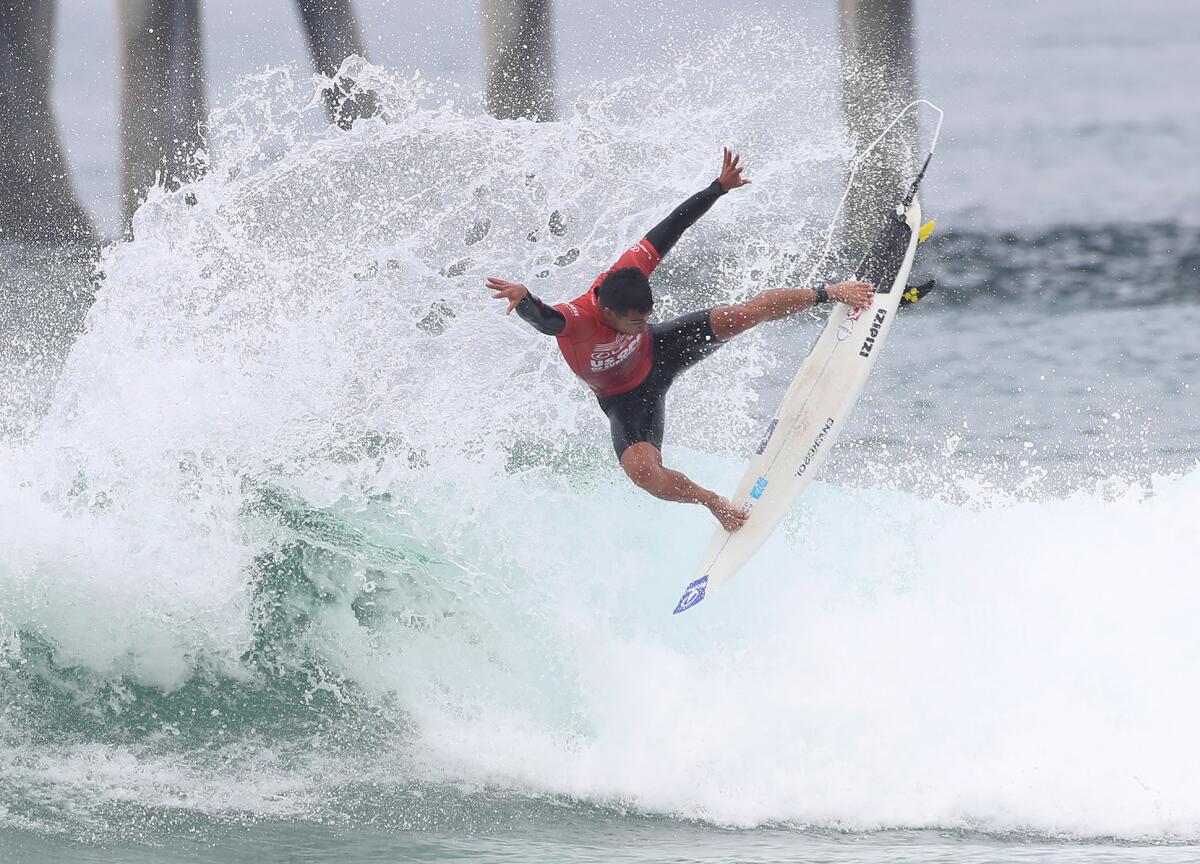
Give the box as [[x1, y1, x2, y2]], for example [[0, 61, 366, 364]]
[[673, 575, 709, 615]]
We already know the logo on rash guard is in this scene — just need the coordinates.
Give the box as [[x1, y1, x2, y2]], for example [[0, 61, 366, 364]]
[[590, 333, 643, 372]]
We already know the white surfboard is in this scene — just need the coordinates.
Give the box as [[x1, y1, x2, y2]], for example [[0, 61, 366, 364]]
[[673, 196, 925, 614]]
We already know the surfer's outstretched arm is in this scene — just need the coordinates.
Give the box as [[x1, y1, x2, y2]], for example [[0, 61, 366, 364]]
[[486, 277, 566, 335], [643, 147, 751, 258], [620, 442, 747, 532]]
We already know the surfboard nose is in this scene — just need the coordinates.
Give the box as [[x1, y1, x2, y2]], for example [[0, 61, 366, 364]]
[[673, 575, 710, 614]]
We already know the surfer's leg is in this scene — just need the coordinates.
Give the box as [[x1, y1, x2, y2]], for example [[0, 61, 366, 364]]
[[619, 443, 747, 532], [600, 372, 745, 531], [651, 309, 724, 376], [602, 388, 665, 459], [711, 282, 876, 340], [710, 288, 822, 340]]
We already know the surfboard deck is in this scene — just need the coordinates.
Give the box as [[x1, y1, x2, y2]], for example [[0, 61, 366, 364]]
[[673, 197, 924, 615]]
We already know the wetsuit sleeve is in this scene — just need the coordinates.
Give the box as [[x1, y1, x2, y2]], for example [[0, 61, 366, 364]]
[[643, 180, 726, 259], [514, 292, 566, 336]]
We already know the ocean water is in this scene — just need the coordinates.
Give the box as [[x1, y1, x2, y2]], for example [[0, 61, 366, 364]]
[[2, 1, 1199, 862]]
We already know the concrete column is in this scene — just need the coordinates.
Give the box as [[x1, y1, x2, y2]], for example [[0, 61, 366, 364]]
[[838, 0, 918, 244], [295, 0, 368, 77], [294, 0, 378, 129], [483, 0, 557, 121], [0, 0, 94, 244], [117, 0, 206, 229]]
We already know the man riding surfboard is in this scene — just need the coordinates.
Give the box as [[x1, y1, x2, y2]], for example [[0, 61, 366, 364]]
[[487, 148, 874, 531]]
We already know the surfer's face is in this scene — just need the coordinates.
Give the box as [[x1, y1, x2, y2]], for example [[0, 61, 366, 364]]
[[603, 307, 652, 335]]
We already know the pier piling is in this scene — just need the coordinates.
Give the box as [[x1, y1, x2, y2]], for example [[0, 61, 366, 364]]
[[837, 0, 918, 245], [117, 0, 206, 230], [0, 0, 94, 244], [294, 0, 377, 128], [483, 0, 557, 121]]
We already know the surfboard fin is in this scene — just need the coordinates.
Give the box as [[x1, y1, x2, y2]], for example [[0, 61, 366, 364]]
[[918, 219, 937, 243], [900, 278, 936, 307]]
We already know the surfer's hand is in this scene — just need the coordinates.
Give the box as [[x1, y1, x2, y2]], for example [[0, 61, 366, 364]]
[[717, 147, 751, 192], [486, 277, 529, 314], [828, 280, 875, 308], [708, 496, 749, 533]]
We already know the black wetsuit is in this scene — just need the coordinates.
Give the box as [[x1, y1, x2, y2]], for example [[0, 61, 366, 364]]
[[596, 308, 723, 456], [515, 181, 728, 458]]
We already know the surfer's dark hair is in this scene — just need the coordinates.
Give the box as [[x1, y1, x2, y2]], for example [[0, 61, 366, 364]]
[[597, 267, 653, 315]]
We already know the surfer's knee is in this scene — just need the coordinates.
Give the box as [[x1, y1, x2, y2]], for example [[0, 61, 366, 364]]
[[619, 443, 664, 489]]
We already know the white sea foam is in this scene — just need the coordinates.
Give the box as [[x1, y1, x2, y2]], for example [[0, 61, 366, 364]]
[[404, 461, 1200, 836]]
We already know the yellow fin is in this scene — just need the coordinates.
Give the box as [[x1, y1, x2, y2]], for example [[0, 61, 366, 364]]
[[918, 219, 937, 243]]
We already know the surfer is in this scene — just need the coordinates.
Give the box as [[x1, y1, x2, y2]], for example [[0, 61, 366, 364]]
[[487, 148, 874, 531]]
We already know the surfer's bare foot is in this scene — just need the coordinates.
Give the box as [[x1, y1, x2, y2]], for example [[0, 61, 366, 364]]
[[708, 497, 748, 532]]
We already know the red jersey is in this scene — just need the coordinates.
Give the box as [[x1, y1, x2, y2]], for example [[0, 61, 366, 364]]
[[553, 239, 662, 398]]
